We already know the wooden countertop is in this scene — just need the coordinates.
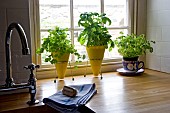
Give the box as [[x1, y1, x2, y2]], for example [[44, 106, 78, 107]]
[[1, 69, 170, 113]]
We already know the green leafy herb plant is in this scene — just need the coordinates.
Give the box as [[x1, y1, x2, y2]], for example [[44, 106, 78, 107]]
[[36, 26, 84, 64], [78, 12, 114, 51], [114, 32, 155, 58]]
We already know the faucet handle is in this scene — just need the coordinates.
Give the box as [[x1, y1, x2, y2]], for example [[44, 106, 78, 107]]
[[24, 63, 40, 71]]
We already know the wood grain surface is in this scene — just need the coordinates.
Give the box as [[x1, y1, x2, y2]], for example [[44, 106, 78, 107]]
[[0, 69, 170, 113]]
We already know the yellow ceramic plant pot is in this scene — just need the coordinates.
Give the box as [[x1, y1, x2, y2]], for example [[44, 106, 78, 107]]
[[86, 46, 105, 76], [53, 53, 70, 80]]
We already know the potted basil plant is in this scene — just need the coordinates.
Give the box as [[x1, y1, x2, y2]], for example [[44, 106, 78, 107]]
[[36, 26, 84, 80], [114, 31, 155, 71], [78, 12, 114, 76]]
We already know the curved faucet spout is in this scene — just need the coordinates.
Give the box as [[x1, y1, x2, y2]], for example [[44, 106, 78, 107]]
[[5, 22, 30, 87], [6, 23, 30, 55]]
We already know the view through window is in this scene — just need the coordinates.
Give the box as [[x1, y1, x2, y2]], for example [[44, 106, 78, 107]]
[[39, 0, 129, 65]]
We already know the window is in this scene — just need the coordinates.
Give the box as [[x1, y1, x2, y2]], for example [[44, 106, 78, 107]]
[[33, 0, 130, 74], [38, 0, 129, 65]]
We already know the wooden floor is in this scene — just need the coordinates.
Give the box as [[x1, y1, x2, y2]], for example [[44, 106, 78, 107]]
[[1, 69, 170, 113]]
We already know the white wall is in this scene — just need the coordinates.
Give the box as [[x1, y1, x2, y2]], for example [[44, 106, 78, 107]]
[[0, 0, 31, 84], [146, 0, 170, 73]]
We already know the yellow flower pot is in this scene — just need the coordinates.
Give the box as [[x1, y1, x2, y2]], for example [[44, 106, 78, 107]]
[[53, 53, 70, 80], [86, 46, 105, 76]]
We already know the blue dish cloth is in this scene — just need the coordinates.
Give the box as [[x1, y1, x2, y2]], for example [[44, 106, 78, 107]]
[[43, 83, 97, 113]]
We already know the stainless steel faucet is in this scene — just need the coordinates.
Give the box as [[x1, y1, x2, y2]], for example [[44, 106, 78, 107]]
[[5, 22, 30, 87]]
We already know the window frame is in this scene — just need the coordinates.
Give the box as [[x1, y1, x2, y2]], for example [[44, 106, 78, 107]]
[[29, 0, 134, 78]]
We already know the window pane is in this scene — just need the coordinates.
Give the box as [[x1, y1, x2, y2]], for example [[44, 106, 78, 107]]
[[104, 0, 128, 27], [40, 31, 50, 65], [73, 0, 100, 28], [39, 0, 70, 29], [74, 31, 88, 60], [73, 29, 128, 60], [104, 29, 128, 59]]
